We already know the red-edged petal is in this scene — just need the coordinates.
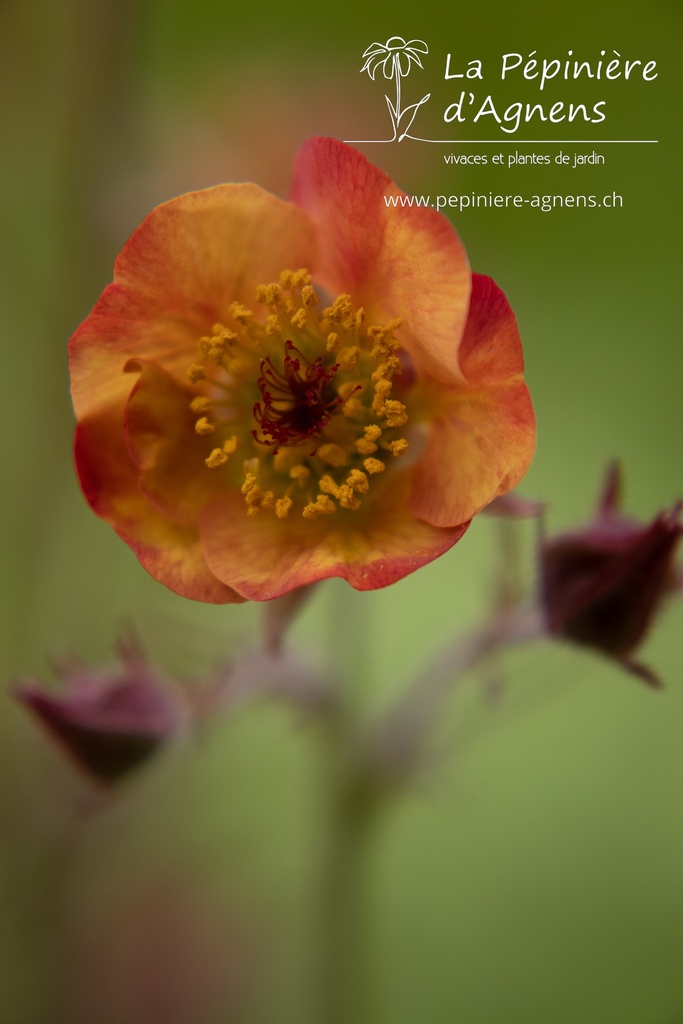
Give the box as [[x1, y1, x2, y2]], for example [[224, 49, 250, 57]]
[[198, 472, 469, 601], [291, 138, 470, 385], [410, 274, 535, 527], [123, 359, 222, 527], [75, 408, 241, 604], [70, 184, 317, 421], [457, 274, 527, 383]]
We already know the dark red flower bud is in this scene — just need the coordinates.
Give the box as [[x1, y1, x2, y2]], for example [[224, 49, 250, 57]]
[[14, 635, 185, 783], [541, 463, 682, 686]]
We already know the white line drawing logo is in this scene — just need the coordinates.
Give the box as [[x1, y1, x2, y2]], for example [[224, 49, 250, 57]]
[[359, 37, 431, 142]]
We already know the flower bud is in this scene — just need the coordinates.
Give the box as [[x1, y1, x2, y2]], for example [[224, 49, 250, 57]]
[[541, 463, 682, 686], [14, 636, 184, 783]]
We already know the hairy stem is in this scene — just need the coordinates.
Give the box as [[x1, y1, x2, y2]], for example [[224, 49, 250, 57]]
[[313, 596, 544, 1021], [373, 604, 546, 783], [316, 585, 380, 1024], [317, 715, 379, 1024]]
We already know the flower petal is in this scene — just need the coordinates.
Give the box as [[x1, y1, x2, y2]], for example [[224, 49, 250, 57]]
[[362, 54, 390, 80], [404, 52, 425, 71], [291, 138, 470, 385], [69, 184, 317, 421], [199, 472, 468, 600], [362, 41, 388, 58], [75, 407, 242, 604], [410, 274, 536, 527], [396, 52, 413, 77], [457, 274, 528, 383], [123, 359, 222, 527]]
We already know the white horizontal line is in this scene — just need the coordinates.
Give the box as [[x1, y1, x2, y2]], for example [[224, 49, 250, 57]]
[[345, 138, 658, 144]]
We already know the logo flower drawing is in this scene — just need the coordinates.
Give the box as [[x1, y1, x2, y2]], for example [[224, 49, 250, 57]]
[[360, 37, 431, 141]]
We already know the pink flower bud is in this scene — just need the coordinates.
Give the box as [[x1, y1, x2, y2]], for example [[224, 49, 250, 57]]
[[14, 637, 184, 783]]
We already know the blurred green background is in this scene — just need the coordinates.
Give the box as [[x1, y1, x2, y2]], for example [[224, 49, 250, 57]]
[[2, 0, 682, 1021]]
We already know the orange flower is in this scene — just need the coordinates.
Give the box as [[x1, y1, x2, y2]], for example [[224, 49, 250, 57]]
[[69, 138, 535, 603]]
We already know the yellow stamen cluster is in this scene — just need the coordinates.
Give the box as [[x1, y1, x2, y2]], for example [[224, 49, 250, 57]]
[[384, 400, 409, 428], [337, 346, 360, 370], [356, 423, 382, 455], [279, 268, 312, 290], [367, 321, 406, 423], [197, 323, 238, 364], [389, 438, 409, 457], [205, 435, 238, 469], [191, 396, 212, 414], [317, 468, 370, 511], [195, 416, 215, 436], [303, 494, 336, 519], [321, 294, 365, 354], [301, 285, 318, 308], [241, 472, 275, 517], [318, 444, 347, 467], [205, 449, 227, 469], [290, 464, 311, 485], [228, 302, 255, 327], [183, 270, 412, 523], [275, 496, 293, 519]]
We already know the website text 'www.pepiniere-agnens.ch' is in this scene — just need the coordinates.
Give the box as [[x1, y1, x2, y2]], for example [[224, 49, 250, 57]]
[[384, 192, 624, 212]]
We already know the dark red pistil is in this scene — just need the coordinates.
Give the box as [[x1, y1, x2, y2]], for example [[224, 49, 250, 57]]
[[253, 341, 342, 451]]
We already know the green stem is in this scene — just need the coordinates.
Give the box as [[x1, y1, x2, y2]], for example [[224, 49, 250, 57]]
[[318, 712, 379, 1024], [316, 585, 381, 1024]]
